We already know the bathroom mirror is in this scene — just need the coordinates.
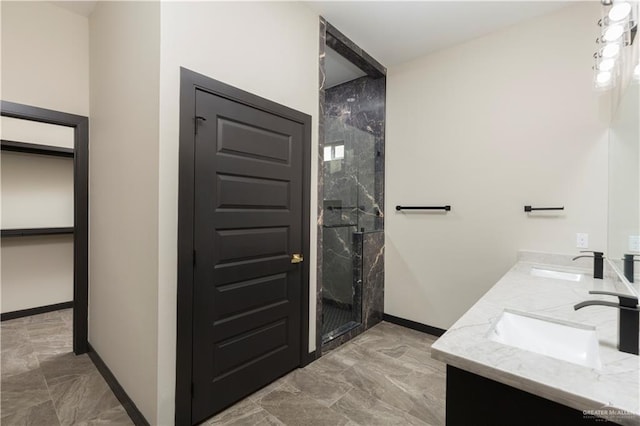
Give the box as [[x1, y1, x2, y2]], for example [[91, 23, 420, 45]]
[[608, 82, 639, 293]]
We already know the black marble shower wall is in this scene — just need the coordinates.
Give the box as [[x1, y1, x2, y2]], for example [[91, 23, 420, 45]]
[[317, 17, 386, 353], [324, 76, 384, 232]]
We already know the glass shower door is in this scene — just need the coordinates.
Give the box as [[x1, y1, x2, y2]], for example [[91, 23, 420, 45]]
[[321, 117, 377, 343]]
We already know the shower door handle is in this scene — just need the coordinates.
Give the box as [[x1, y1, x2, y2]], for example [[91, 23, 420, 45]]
[[291, 253, 304, 264]]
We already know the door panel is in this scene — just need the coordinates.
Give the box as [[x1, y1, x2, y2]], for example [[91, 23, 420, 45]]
[[216, 174, 290, 209], [213, 318, 288, 376], [217, 118, 292, 164], [215, 227, 289, 261], [192, 88, 303, 423], [215, 274, 288, 318]]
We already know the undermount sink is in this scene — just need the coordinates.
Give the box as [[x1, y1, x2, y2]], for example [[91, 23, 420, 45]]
[[530, 267, 582, 282], [488, 310, 602, 369]]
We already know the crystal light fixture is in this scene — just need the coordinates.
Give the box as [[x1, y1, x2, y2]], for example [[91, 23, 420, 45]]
[[597, 71, 613, 85], [598, 58, 617, 71], [609, 2, 632, 21], [603, 23, 626, 42], [601, 42, 622, 58], [594, 0, 638, 90]]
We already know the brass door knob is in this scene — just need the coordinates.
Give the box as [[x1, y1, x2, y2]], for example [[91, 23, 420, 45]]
[[291, 253, 304, 264]]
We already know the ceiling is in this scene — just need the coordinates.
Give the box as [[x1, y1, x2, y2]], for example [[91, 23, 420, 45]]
[[51, 1, 571, 68], [325, 46, 368, 89], [306, 1, 571, 67]]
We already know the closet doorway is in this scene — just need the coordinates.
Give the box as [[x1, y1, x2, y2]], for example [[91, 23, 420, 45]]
[[0, 101, 89, 355]]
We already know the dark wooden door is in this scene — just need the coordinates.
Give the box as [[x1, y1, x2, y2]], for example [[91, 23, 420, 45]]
[[191, 88, 304, 423]]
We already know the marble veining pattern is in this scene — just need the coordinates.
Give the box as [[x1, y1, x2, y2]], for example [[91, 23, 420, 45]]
[[323, 76, 385, 233], [362, 232, 384, 329], [316, 16, 327, 353], [321, 230, 385, 353], [324, 22, 386, 78], [0, 309, 133, 425], [318, 16, 386, 352], [431, 255, 640, 426], [205, 321, 445, 426]]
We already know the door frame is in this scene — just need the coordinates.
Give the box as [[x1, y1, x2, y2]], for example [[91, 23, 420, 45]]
[[175, 67, 312, 426], [0, 100, 89, 355]]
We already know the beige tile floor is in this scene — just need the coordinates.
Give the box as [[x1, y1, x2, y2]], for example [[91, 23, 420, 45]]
[[204, 321, 446, 426], [2, 312, 445, 426], [0, 309, 133, 425]]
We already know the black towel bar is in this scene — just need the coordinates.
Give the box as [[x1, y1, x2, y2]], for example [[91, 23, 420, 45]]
[[524, 206, 564, 212], [395, 205, 451, 211]]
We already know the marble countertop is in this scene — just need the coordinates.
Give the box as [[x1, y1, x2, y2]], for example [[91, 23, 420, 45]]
[[431, 251, 640, 426]]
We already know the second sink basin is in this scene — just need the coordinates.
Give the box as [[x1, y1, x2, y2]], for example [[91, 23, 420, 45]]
[[530, 267, 582, 282], [488, 310, 601, 369]]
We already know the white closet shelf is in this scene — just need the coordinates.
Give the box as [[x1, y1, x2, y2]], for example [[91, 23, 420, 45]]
[[1, 139, 74, 158], [1, 227, 74, 237]]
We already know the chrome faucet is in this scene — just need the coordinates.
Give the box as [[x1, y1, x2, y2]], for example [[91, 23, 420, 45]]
[[574, 291, 639, 355], [572, 250, 604, 279]]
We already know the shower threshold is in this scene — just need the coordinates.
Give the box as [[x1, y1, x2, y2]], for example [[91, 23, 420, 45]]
[[321, 320, 360, 345]]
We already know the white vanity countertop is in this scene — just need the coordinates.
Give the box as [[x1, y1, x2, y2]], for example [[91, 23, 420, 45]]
[[431, 253, 640, 426]]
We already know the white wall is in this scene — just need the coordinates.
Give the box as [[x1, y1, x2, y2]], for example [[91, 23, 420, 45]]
[[1, 150, 74, 313], [89, 2, 160, 423], [1, 1, 87, 313], [1, 117, 75, 149], [0, 1, 89, 115], [1, 153, 74, 229], [385, 2, 610, 329], [158, 2, 319, 423], [1, 236, 73, 312]]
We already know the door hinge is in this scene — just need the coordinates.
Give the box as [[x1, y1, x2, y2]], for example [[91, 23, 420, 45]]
[[194, 116, 207, 135], [193, 250, 196, 267]]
